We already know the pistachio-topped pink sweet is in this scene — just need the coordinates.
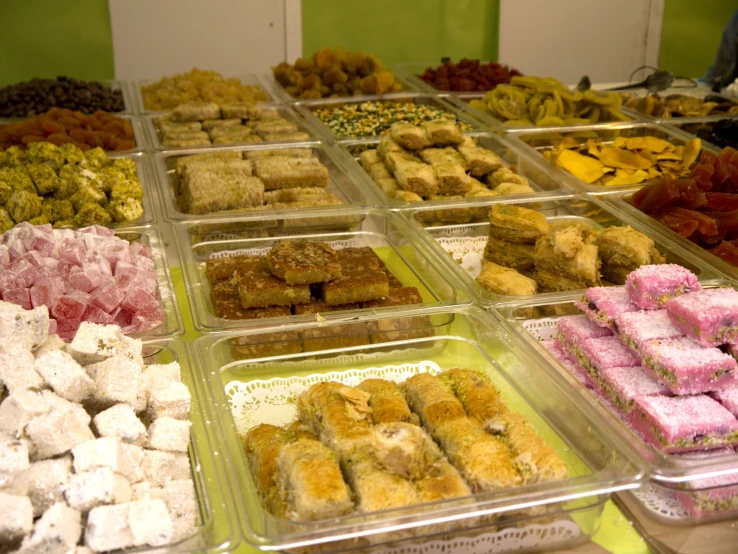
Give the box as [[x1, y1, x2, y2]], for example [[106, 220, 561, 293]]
[[625, 264, 701, 310], [666, 288, 738, 347], [574, 287, 639, 331]]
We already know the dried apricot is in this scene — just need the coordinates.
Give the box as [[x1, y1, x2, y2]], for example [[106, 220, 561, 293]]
[[41, 120, 65, 135], [58, 117, 81, 128], [46, 133, 74, 145], [115, 140, 135, 151], [21, 135, 45, 145], [122, 120, 134, 140]]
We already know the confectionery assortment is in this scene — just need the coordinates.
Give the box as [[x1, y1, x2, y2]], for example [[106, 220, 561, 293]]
[[416, 59, 522, 92], [540, 135, 701, 186], [0, 143, 145, 229], [468, 76, 631, 126], [0, 317, 196, 551], [272, 48, 403, 99], [1, 54, 738, 554], [0, 77, 126, 118], [244, 368, 566, 519], [311, 99, 473, 138], [141, 68, 270, 111], [621, 92, 738, 119], [631, 147, 738, 267], [153, 103, 308, 148], [355, 121, 533, 203], [0, 108, 136, 152]]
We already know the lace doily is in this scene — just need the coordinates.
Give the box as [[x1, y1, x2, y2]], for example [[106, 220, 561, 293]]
[[433, 235, 487, 280], [225, 361, 441, 434], [208, 237, 363, 260], [521, 317, 561, 342], [630, 483, 691, 521]]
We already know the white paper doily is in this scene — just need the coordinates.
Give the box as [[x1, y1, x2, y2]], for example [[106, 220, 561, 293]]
[[522, 317, 561, 342], [433, 236, 487, 280], [225, 361, 441, 434], [630, 483, 690, 521], [208, 237, 363, 260]]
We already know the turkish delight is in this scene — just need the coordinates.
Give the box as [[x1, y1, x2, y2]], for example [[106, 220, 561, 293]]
[[626, 264, 701, 309], [666, 288, 738, 347], [574, 287, 639, 331]]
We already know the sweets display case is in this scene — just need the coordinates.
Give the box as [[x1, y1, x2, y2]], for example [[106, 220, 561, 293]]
[[193, 305, 645, 553]]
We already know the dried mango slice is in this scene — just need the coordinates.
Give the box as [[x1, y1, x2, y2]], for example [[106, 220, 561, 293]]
[[560, 137, 580, 149], [625, 136, 672, 154], [613, 137, 628, 148], [656, 151, 682, 161], [606, 169, 649, 186], [640, 150, 658, 165], [599, 147, 653, 170], [556, 148, 605, 184], [681, 138, 701, 168]]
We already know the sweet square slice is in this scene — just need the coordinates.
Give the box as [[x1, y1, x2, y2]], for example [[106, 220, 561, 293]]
[[235, 257, 311, 308], [205, 254, 257, 283], [321, 248, 389, 306], [574, 287, 639, 331], [534, 237, 601, 287], [541, 339, 593, 388], [578, 336, 641, 383], [266, 242, 341, 285], [600, 366, 671, 414], [488, 205, 549, 244], [666, 288, 738, 347], [475, 262, 537, 296], [596, 226, 656, 269], [711, 386, 738, 418], [618, 310, 684, 353], [483, 236, 535, 272], [626, 264, 701, 310], [556, 314, 613, 358], [639, 336, 738, 395], [629, 395, 738, 453]]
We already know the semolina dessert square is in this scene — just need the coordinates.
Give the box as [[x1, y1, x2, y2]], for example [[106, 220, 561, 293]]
[[236, 257, 311, 308], [321, 248, 389, 306], [266, 241, 341, 285], [205, 254, 259, 283], [231, 332, 302, 360]]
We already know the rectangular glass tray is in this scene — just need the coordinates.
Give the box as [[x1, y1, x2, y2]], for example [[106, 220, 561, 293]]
[[151, 142, 372, 223], [136, 338, 237, 554], [133, 73, 283, 115], [400, 194, 722, 309], [334, 131, 570, 210], [505, 121, 720, 195], [192, 304, 644, 553], [142, 103, 322, 151], [176, 208, 469, 333], [294, 92, 487, 143]]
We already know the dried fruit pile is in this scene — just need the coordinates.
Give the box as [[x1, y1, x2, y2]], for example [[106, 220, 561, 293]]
[[272, 48, 402, 99], [0, 142, 144, 230], [0, 77, 125, 117], [141, 68, 269, 111], [542, 135, 701, 186], [632, 147, 738, 266], [0, 223, 164, 339], [0, 108, 136, 152], [469, 77, 631, 126], [680, 119, 738, 149], [622, 92, 738, 118], [416, 59, 521, 92]]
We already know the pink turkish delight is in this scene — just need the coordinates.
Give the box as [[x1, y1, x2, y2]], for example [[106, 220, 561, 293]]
[[629, 395, 738, 453], [3, 288, 31, 310], [639, 336, 738, 394], [578, 336, 641, 383], [618, 310, 684, 353], [626, 264, 701, 310], [56, 318, 82, 340], [599, 365, 670, 414], [575, 287, 639, 331], [58, 238, 86, 266], [541, 339, 593, 388], [91, 283, 124, 313], [51, 295, 87, 320], [556, 314, 612, 355], [666, 288, 738, 347], [711, 386, 738, 419]]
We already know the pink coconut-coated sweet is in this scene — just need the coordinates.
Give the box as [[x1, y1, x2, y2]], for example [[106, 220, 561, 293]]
[[556, 314, 612, 349], [639, 336, 738, 395], [626, 264, 701, 310], [666, 288, 738, 347], [599, 365, 670, 413], [618, 310, 684, 352], [629, 395, 738, 453], [574, 287, 639, 331], [712, 386, 738, 419], [541, 339, 593, 388], [580, 336, 641, 373]]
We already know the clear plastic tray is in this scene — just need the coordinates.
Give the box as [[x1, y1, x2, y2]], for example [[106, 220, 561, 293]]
[[506, 121, 720, 195], [176, 208, 469, 333], [335, 131, 570, 210], [192, 304, 644, 553], [112, 226, 183, 339], [151, 142, 371, 222], [294, 93, 486, 142], [401, 194, 720, 309], [0, 113, 148, 157], [137, 338, 238, 554], [134, 73, 280, 116], [496, 281, 738, 490], [142, 103, 322, 151]]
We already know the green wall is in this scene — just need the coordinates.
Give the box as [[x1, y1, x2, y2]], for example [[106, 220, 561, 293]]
[[301, 0, 500, 69], [659, 0, 736, 78], [0, 0, 114, 86]]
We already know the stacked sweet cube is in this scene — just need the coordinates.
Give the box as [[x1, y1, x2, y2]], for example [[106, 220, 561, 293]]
[[0, 310, 196, 552], [0, 222, 164, 340]]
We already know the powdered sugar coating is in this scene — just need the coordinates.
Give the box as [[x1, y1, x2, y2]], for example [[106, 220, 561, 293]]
[[574, 287, 639, 331], [666, 288, 738, 347], [557, 315, 612, 348], [712, 386, 738, 418], [581, 336, 641, 372], [630, 395, 738, 452], [640, 336, 738, 394], [600, 365, 670, 413], [626, 264, 701, 310], [618, 310, 684, 350]]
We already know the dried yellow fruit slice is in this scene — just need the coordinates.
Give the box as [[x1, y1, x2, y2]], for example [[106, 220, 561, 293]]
[[613, 137, 628, 148], [681, 138, 701, 168], [605, 169, 649, 186], [557, 149, 605, 184], [560, 137, 581, 149], [656, 151, 681, 161], [599, 147, 653, 170], [625, 136, 672, 154]]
